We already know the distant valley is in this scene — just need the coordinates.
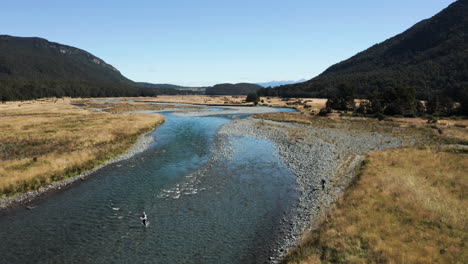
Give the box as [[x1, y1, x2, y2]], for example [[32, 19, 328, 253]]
[[0, 36, 271, 100], [1, 0, 468, 105]]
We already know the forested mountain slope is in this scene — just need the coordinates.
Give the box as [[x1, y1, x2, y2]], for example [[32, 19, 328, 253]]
[[259, 0, 468, 100], [0, 35, 181, 100]]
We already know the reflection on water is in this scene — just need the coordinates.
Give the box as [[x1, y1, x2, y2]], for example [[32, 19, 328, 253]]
[[0, 107, 297, 264]]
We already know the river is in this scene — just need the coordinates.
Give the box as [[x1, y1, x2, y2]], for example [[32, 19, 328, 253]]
[[0, 105, 299, 264]]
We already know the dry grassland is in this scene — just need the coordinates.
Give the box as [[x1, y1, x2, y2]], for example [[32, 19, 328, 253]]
[[283, 148, 467, 264], [0, 98, 164, 196], [130, 95, 327, 112], [133, 95, 252, 106], [257, 112, 468, 263], [255, 112, 468, 145], [261, 97, 327, 113], [73, 99, 201, 113]]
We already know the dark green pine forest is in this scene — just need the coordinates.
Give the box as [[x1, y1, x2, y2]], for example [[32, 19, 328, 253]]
[[0, 35, 191, 101], [259, 0, 468, 115]]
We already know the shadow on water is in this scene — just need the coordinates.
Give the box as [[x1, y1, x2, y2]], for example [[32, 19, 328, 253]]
[[0, 106, 297, 264]]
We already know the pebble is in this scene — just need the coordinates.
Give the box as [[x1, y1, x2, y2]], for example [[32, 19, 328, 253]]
[[218, 118, 408, 263]]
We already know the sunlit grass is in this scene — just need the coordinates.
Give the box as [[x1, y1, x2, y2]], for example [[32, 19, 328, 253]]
[[74, 100, 201, 113], [254, 112, 440, 144], [255, 112, 468, 263], [0, 99, 164, 196], [282, 148, 468, 264]]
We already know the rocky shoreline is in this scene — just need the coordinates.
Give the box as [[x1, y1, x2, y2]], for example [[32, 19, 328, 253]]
[[218, 118, 409, 263], [0, 132, 156, 212]]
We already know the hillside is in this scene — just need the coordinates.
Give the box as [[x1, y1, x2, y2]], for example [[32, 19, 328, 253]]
[[137, 83, 186, 89], [0, 35, 131, 83], [137, 82, 207, 93], [0, 35, 183, 100], [259, 0, 468, 100], [139, 82, 263, 95], [205, 83, 263, 95]]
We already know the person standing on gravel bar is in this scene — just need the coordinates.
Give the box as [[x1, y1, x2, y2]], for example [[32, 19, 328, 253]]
[[140, 211, 148, 227], [321, 179, 326, 190]]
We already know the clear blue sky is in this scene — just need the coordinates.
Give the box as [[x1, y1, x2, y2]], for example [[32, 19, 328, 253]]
[[1, 0, 456, 86]]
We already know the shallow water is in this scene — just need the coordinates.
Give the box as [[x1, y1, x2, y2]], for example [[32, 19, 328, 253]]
[[0, 106, 297, 264]]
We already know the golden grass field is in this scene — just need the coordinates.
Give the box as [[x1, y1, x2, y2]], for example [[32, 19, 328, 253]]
[[0, 98, 164, 196], [131, 95, 328, 112], [252, 112, 468, 264], [282, 148, 467, 264], [134, 95, 251, 105], [73, 99, 201, 113], [255, 112, 468, 145]]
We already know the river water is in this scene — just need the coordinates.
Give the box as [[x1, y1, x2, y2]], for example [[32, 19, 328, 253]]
[[0, 106, 298, 264]]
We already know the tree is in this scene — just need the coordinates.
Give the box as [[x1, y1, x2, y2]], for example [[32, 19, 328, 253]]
[[246, 93, 260, 105], [355, 100, 371, 115], [377, 85, 418, 117], [426, 95, 440, 116], [368, 93, 383, 115], [318, 107, 331, 116], [325, 83, 356, 111], [459, 87, 468, 116]]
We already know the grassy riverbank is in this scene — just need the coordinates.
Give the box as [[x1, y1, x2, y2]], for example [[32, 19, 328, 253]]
[[253, 112, 467, 264], [255, 112, 468, 145], [0, 98, 164, 197], [283, 148, 467, 263]]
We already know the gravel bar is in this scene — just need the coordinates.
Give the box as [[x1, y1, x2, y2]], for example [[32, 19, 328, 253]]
[[218, 118, 409, 263]]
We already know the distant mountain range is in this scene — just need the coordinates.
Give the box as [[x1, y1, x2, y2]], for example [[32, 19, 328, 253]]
[[256, 79, 307, 88], [140, 80, 308, 94], [138, 82, 263, 95], [260, 0, 468, 101], [205, 83, 263, 95], [136, 82, 208, 92]]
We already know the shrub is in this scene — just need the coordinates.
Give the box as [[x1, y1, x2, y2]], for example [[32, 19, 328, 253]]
[[375, 113, 385, 121], [318, 107, 331, 116], [355, 101, 371, 115]]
